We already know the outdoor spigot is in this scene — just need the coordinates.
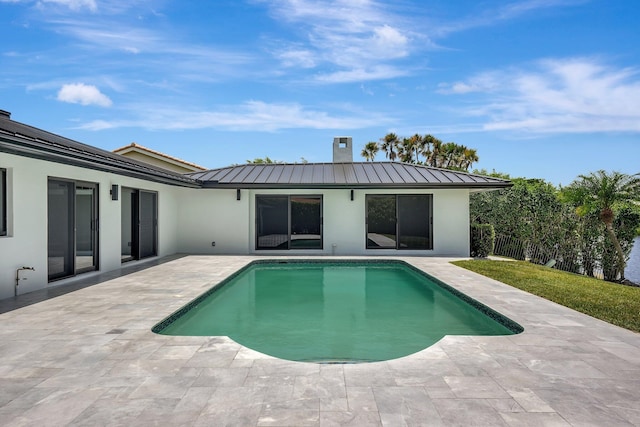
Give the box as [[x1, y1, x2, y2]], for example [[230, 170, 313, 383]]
[[15, 266, 35, 297]]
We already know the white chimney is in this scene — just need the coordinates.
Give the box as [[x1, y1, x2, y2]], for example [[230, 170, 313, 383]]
[[332, 137, 353, 163]]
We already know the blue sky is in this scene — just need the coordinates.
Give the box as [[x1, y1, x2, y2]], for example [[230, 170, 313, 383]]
[[1, 0, 638, 185]]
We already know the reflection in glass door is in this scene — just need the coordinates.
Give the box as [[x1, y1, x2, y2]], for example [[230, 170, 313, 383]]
[[366, 195, 396, 249], [139, 191, 157, 259], [75, 185, 98, 272], [255, 195, 323, 250], [256, 196, 289, 249], [48, 179, 98, 281], [290, 196, 322, 249]]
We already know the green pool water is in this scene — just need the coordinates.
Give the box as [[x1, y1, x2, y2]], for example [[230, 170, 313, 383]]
[[154, 260, 521, 362]]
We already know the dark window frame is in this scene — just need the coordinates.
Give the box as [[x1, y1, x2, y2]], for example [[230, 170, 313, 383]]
[[365, 194, 433, 250], [255, 194, 323, 250], [0, 168, 6, 236]]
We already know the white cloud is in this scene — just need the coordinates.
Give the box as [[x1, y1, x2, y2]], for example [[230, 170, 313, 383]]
[[1, 0, 98, 11], [57, 83, 112, 107], [43, 19, 253, 81], [440, 58, 640, 133], [437, 72, 502, 94], [371, 25, 408, 58], [262, 0, 412, 81], [315, 66, 408, 84], [76, 101, 390, 131], [433, 0, 587, 38], [40, 0, 97, 11], [276, 48, 316, 68]]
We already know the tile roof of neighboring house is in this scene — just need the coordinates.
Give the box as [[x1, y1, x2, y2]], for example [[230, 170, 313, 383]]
[[187, 162, 512, 190], [113, 142, 207, 172], [0, 110, 200, 187]]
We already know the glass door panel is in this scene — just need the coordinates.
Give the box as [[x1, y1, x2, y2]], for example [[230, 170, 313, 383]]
[[139, 191, 157, 259], [290, 196, 322, 249], [366, 195, 396, 248], [121, 187, 135, 262], [75, 185, 98, 272], [256, 196, 289, 249], [398, 195, 431, 249], [48, 180, 74, 280]]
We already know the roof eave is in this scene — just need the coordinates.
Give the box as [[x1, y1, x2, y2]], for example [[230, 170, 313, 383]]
[[201, 182, 511, 190], [0, 135, 201, 188]]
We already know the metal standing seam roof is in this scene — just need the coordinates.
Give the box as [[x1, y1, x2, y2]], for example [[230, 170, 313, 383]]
[[0, 113, 200, 187], [187, 162, 512, 189], [0, 111, 511, 190]]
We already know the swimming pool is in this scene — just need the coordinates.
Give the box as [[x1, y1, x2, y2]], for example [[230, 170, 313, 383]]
[[153, 260, 522, 362]]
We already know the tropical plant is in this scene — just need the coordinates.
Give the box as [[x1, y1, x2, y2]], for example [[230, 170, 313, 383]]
[[461, 147, 479, 171], [364, 133, 478, 171], [562, 171, 640, 281], [246, 156, 283, 164], [470, 223, 495, 258], [470, 173, 584, 272], [361, 141, 379, 162], [380, 133, 400, 161], [398, 134, 424, 163]]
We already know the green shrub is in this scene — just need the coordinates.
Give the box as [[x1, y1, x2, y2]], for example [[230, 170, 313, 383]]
[[470, 223, 495, 258]]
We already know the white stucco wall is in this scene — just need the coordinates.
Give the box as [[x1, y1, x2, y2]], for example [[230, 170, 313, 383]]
[[176, 187, 470, 257], [0, 152, 181, 299], [177, 188, 251, 254], [1, 149, 473, 300]]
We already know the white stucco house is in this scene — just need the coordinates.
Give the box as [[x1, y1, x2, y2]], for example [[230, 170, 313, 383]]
[[0, 110, 511, 299]]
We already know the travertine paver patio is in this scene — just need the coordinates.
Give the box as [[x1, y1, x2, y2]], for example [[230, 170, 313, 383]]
[[0, 256, 639, 426]]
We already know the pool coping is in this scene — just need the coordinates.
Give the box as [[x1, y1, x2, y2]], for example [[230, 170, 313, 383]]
[[1, 255, 639, 426]]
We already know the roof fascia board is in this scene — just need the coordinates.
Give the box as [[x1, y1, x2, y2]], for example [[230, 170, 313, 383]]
[[200, 182, 511, 190]]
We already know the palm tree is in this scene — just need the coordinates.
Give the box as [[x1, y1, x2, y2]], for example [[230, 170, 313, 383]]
[[438, 142, 460, 168], [398, 137, 415, 163], [361, 141, 379, 162], [408, 133, 424, 163], [564, 170, 640, 281], [422, 135, 442, 167], [461, 147, 479, 171], [380, 133, 399, 162]]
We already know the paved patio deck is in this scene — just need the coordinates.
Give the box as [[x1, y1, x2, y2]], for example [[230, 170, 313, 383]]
[[0, 256, 638, 426]]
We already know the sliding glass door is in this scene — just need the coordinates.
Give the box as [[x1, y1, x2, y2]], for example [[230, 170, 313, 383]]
[[48, 179, 98, 281], [256, 195, 322, 250], [121, 187, 157, 262], [366, 194, 433, 250]]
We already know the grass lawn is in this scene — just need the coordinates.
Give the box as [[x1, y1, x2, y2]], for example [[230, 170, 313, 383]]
[[452, 259, 640, 333]]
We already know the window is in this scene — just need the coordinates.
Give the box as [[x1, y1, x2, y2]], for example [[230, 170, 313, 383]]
[[366, 194, 433, 250], [256, 195, 322, 250], [47, 179, 99, 281], [0, 168, 6, 236]]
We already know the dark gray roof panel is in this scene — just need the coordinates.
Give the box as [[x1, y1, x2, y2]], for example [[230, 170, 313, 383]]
[[0, 112, 509, 190], [189, 162, 511, 189], [0, 114, 199, 187]]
